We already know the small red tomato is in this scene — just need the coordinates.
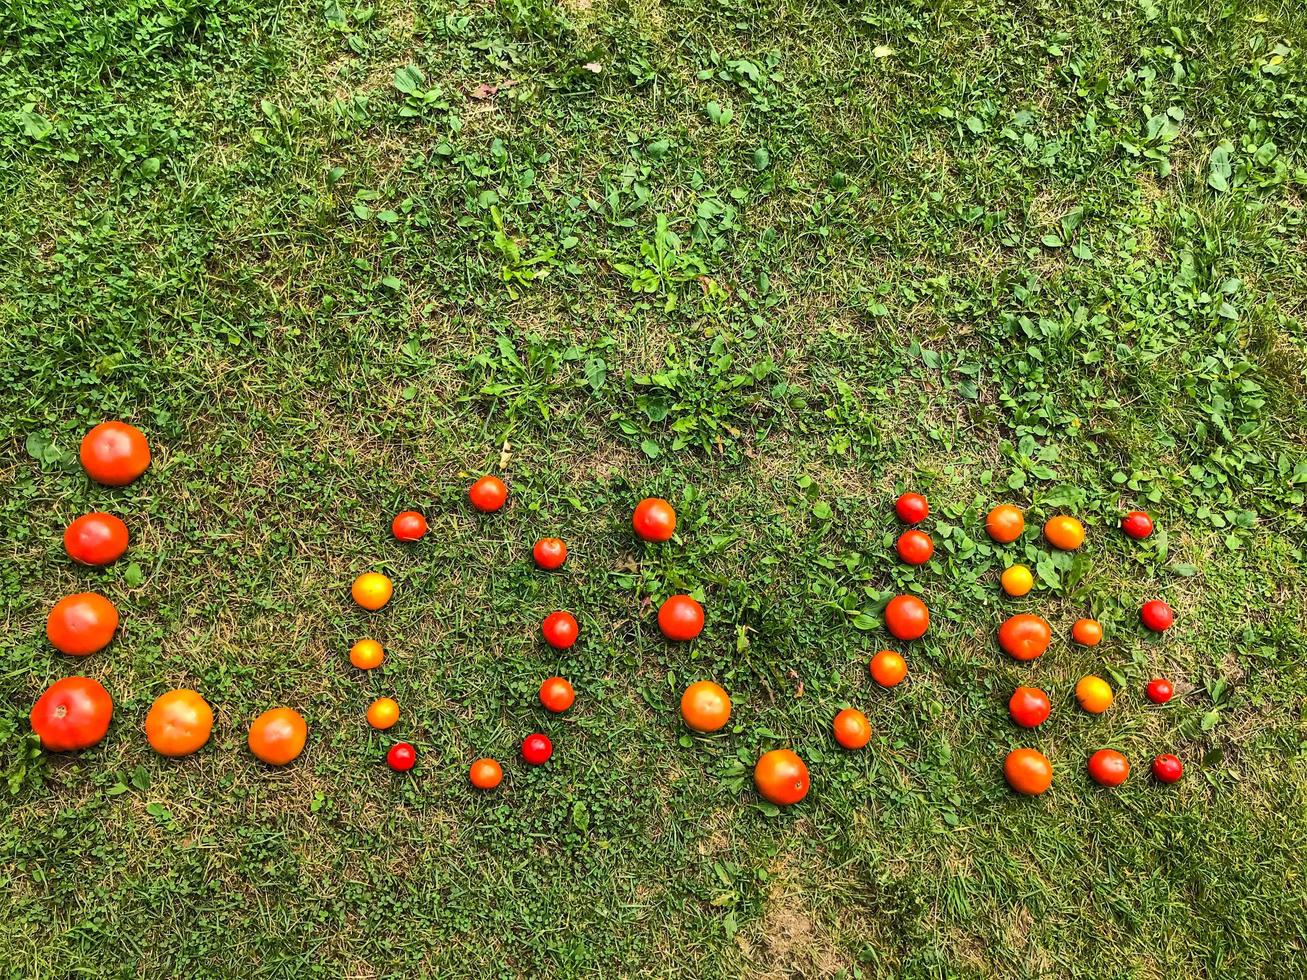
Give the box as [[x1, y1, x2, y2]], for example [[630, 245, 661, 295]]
[[1140, 600, 1174, 632], [1121, 511, 1154, 540], [532, 537, 567, 570], [895, 529, 934, 565], [1008, 686, 1051, 728], [539, 676, 575, 713], [522, 732, 552, 765], [469, 475, 508, 512], [80, 421, 151, 486], [1151, 754, 1183, 783], [1087, 749, 1130, 787], [386, 742, 416, 772], [657, 594, 704, 641], [632, 498, 677, 542], [1146, 678, 1174, 704], [541, 611, 578, 649], [64, 513, 130, 566], [884, 594, 929, 641], [391, 511, 428, 541], [894, 492, 929, 525]]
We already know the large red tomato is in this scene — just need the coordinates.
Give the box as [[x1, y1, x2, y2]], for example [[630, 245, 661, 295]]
[[658, 594, 704, 640], [1004, 748, 1053, 795], [632, 498, 677, 542], [884, 595, 929, 640], [47, 592, 119, 656], [997, 613, 1052, 661], [31, 676, 114, 751], [1121, 511, 1154, 540], [539, 676, 575, 713], [532, 537, 568, 570], [391, 511, 428, 541], [64, 513, 130, 566], [80, 421, 151, 486], [754, 749, 810, 805], [894, 492, 929, 524]]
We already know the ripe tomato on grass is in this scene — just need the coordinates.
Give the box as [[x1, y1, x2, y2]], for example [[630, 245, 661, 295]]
[[248, 707, 307, 766], [349, 639, 385, 670], [391, 511, 427, 541], [894, 493, 929, 525], [367, 697, 400, 730], [1008, 687, 1051, 728], [1072, 618, 1103, 646], [1000, 565, 1033, 596], [681, 681, 731, 733], [522, 733, 552, 765], [997, 614, 1051, 661], [1044, 515, 1085, 550], [658, 594, 704, 640], [539, 677, 575, 713], [1087, 749, 1129, 787], [985, 504, 1025, 543], [31, 677, 113, 751], [351, 573, 393, 611], [1004, 748, 1053, 795], [541, 611, 579, 649], [469, 475, 508, 512], [1140, 600, 1174, 632], [632, 498, 677, 542], [64, 513, 129, 566], [387, 742, 417, 772], [145, 689, 213, 757], [1146, 678, 1174, 704], [80, 421, 151, 486], [1075, 676, 1113, 714], [470, 758, 503, 789], [47, 592, 119, 656], [869, 650, 907, 687], [884, 595, 928, 640], [1152, 754, 1183, 783], [832, 708, 871, 749], [754, 749, 809, 805], [533, 537, 567, 570], [1121, 511, 1154, 540], [896, 530, 934, 565]]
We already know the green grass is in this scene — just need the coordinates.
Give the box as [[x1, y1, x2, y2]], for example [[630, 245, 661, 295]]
[[2, 0, 1307, 975]]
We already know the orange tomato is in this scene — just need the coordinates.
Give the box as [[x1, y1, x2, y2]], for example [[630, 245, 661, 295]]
[[351, 572, 393, 611], [754, 749, 810, 805], [247, 707, 307, 765], [145, 689, 214, 757], [539, 677, 576, 713], [985, 504, 1025, 544], [680, 680, 731, 733], [997, 613, 1052, 661], [869, 650, 907, 687], [366, 697, 400, 729], [80, 421, 151, 486], [1044, 515, 1085, 550], [64, 512, 130, 566], [832, 708, 871, 749], [470, 757, 503, 789], [1004, 748, 1053, 795], [1000, 564, 1034, 596], [884, 594, 929, 640], [1072, 618, 1103, 646], [349, 638, 385, 670], [47, 592, 119, 656], [1075, 675, 1113, 714]]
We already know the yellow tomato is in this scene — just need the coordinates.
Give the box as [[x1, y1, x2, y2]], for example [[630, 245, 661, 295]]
[[1075, 675, 1113, 714], [351, 572, 393, 611], [1001, 564, 1034, 596]]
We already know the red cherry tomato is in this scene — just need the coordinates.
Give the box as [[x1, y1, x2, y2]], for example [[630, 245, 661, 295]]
[[1121, 511, 1154, 540], [894, 492, 929, 524], [386, 742, 417, 772], [657, 594, 704, 641], [1140, 600, 1174, 632], [522, 732, 552, 765], [539, 676, 575, 713], [30, 676, 114, 751], [533, 537, 567, 570], [1087, 749, 1130, 787], [1008, 686, 1051, 728], [541, 611, 578, 649], [64, 513, 129, 566], [632, 497, 677, 542], [884, 595, 929, 640], [469, 475, 507, 512], [391, 511, 428, 541], [1146, 678, 1174, 704], [80, 421, 151, 486], [1152, 754, 1183, 783], [895, 529, 934, 565]]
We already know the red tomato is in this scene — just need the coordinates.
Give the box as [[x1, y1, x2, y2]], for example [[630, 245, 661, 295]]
[[386, 742, 417, 772], [1121, 511, 1154, 540], [884, 594, 929, 640], [541, 611, 578, 649], [997, 613, 1052, 661], [1008, 686, 1051, 728], [632, 497, 677, 542], [533, 537, 567, 570], [1145, 678, 1174, 704], [539, 676, 575, 713], [1087, 749, 1130, 787], [30, 676, 114, 751], [1151, 754, 1183, 783], [895, 529, 934, 565], [522, 733, 552, 765], [80, 421, 151, 486], [754, 749, 810, 805], [469, 475, 507, 512], [894, 492, 929, 524], [1004, 748, 1053, 795], [64, 513, 129, 566], [832, 708, 871, 749], [658, 594, 704, 641], [47, 592, 119, 656], [1140, 600, 1174, 632], [391, 511, 428, 541]]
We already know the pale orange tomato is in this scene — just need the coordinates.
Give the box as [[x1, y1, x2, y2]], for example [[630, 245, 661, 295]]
[[680, 681, 731, 733]]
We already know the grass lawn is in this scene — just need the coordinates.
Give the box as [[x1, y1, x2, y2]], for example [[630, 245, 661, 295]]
[[3, 0, 1307, 975]]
